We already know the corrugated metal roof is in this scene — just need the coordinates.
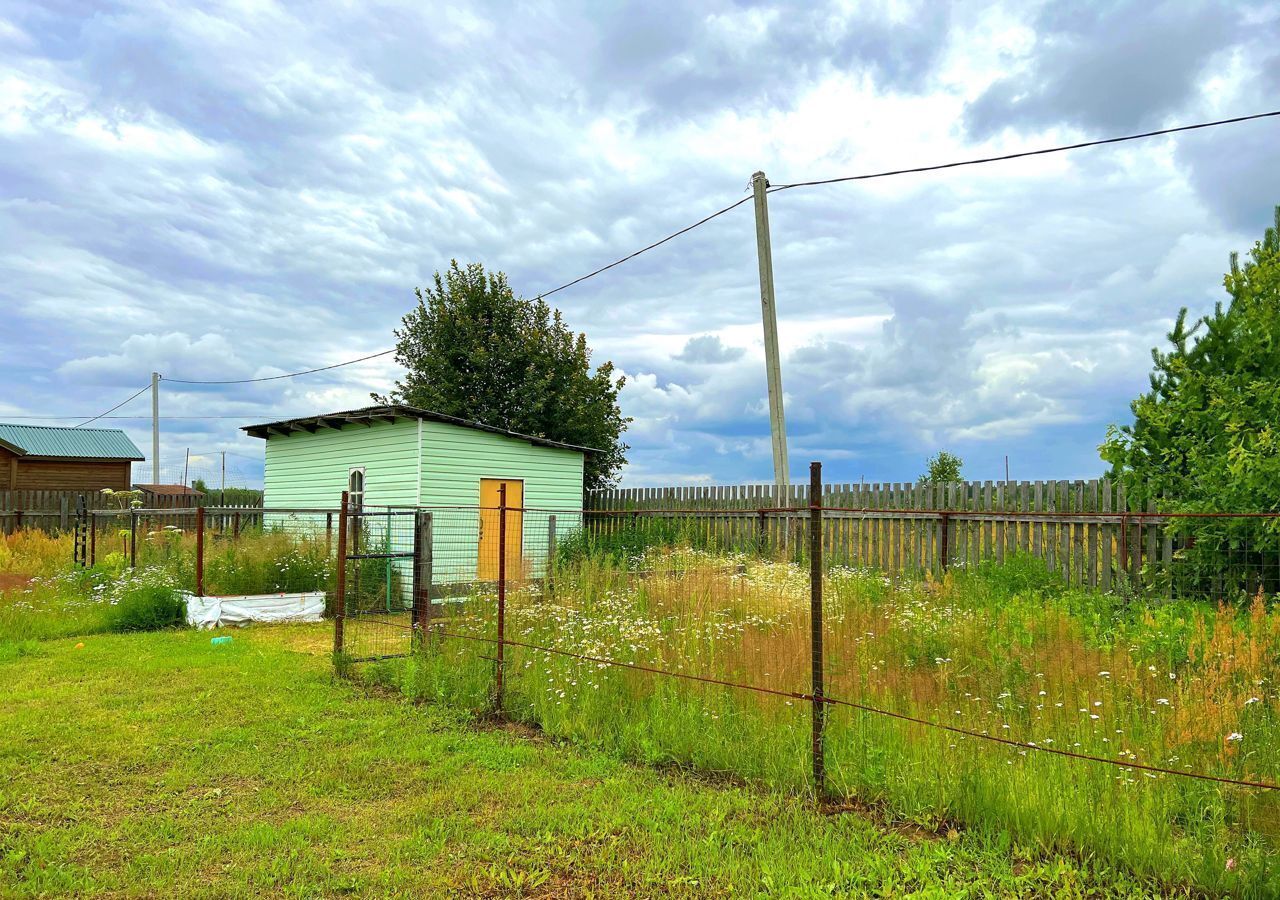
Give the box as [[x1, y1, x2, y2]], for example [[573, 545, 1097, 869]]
[[0, 423, 145, 460], [242, 405, 599, 454]]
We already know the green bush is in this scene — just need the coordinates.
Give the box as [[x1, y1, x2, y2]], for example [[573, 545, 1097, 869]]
[[107, 570, 186, 633]]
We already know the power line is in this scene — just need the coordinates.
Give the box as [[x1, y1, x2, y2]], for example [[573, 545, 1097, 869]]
[[535, 195, 754, 301], [767, 109, 1280, 192], [161, 196, 755, 385], [71, 383, 152, 428], [162, 349, 397, 385], [44, 109, 1280, 398]]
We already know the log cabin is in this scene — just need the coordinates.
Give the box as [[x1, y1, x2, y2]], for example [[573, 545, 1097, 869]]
[[0, 423, 144, 491]]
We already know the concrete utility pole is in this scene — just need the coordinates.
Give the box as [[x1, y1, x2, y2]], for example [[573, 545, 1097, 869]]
[[151, 372, 160, 485], [751, 171, 790, 491]]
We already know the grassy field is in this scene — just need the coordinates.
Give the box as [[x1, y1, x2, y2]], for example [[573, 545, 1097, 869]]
[[0, 623, 1170, 898], [353, 547, 1280, 897]]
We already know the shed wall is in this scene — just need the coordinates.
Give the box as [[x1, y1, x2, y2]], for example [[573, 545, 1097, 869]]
[[263, 420, 420, 509], [419, 420, 585, 582], [4, 453, 131, 491]]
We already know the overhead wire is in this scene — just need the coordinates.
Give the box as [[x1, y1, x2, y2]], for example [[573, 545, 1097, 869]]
[[71, 383, 152, 429], [36, 108, 1280, 405], [767, 109, 1280, 192]]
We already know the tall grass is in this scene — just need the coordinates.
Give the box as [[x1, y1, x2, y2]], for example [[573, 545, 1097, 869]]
[[0, 525, 339, 644], [377, 547, 1280, 897]]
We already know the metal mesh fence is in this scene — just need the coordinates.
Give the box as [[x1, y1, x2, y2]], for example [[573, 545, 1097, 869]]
[[331, 481, 1280, 893]]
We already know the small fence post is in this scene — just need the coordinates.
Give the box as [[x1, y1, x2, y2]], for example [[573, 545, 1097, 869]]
[[939, 512, 950, 573], [195, 506, 206, 597], [412, 510, 433, 647], [60, 496, 69, 532], [129, 509, 137, 568], [546, 514, 557, 596], [809, 461, 826, 798], [333, 491, 349, 657], [233, 509, 241, 539], [757, 508, 768, 556], [89, 511, 97, 566], [495, 483, 507, 713]]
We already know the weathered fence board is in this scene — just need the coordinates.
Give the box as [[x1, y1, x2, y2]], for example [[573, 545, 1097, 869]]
[[587, 478, 1175, 591]]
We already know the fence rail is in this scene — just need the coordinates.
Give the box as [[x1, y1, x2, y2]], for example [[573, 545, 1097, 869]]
[[1, 489, 263, 535], [589, 479, 1204, 591]]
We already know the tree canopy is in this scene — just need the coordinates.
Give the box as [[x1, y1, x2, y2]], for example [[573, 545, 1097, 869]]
[[376, 261, 629, 492], [1100, 206, 1280, 513], [920, 450, 963, 484]]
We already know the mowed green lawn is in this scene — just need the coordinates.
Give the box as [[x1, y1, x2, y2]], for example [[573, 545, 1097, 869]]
[[1, 626, 1166, 898]]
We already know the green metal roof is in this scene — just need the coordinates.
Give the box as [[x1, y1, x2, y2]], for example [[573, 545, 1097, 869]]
[[0, 423, 145, 460]]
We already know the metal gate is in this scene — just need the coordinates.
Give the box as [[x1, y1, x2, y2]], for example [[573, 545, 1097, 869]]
[[333, 493, 433, 662]]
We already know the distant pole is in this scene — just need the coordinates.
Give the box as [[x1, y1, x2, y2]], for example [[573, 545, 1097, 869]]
[[1005, 455, 1010, 483], [752, 171, 790, 492], [151, 372, 160, 485], [183, 448, 189, 489], [220, 451, 226, 504]]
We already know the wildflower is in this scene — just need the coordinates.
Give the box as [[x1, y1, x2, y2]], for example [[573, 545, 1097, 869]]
[[1156, 698, 1170, 705], [1226, 732, 1243, 743], [1245, 697, 1261, 706]]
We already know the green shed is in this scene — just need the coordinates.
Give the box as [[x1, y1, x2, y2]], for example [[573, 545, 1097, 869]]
[[243, 405, 591, 586]]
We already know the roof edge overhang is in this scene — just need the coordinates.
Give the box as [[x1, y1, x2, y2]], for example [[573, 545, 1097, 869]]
[[0, 438, 27, 457], [242, 405, 600, 454], [21, 454, 145, 462]]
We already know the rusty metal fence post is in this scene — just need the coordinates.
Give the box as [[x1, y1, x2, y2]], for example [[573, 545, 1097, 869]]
[[495, 483, 508, 712], [195, 506, 206, 597], [333, 491, 349, 657], [809, 461, 826, 797], [412, 510, 433, 648]]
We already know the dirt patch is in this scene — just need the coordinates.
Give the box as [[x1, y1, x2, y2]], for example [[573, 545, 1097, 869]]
[[0, 573, 34, 593]]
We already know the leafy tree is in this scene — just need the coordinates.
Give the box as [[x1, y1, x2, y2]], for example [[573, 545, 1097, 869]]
[[1100, 206, 1280, 511], [376, 261, 629, 492], [191, 479, 263, 507], [1100, 207, 1280, 596], [920, 451, 963, 484]]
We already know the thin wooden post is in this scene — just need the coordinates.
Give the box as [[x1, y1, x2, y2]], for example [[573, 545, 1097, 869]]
[[496, 483, 508, 712], [808, 461, 826, 797], [129, 509, 137, 568], [939, 511, 950, 572], [195, 506, 205, 597], [89, 512, 97, 566], [333, 491, 349, 657]]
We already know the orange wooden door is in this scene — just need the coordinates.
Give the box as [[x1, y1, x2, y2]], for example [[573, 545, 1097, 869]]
[[478, 478, 524, 580]]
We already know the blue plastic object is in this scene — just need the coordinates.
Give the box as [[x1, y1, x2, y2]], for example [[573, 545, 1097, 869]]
[[210, 635, 233, 647]]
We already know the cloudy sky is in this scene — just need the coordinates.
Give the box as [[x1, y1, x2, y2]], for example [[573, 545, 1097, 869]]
[[2, 1, 1278, 489]]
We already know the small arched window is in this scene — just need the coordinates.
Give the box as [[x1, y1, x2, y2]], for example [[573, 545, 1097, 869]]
[[348, 467, 365, 511]]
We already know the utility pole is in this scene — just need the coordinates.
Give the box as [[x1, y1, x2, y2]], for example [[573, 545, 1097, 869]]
[[151, 372, 160, 485], [183, 448, 189, 489], [752, 170, 790, 492]]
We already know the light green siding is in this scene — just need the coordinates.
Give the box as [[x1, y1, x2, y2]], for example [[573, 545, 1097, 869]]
[[263, 419, 420, 510], [260, 415, 586, 591], [418, 420, 584, 509], [418, 420, 585, 583]]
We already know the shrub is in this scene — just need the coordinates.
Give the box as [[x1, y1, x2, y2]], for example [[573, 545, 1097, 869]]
[[107, 569, 186, 633]]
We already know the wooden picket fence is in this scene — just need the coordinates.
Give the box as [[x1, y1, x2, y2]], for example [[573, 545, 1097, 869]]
[[0, 490, 262, 535], [586, 479, 1169, 591]]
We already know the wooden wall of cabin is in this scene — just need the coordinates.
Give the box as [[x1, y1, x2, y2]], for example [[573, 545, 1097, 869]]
[[0, 450, 132, 491]]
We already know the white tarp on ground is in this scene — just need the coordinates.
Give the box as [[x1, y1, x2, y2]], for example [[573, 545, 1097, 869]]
[[185, 592, 326, 629]]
